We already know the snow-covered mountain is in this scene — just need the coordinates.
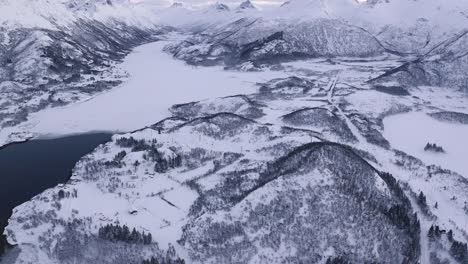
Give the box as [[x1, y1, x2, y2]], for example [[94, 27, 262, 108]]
[[165, 17, 387, 67], [0, 0, 169, 146], [164, 0, 468, 89], [210, 2, 230, 12], [1, 0, 468, 263], [236, 0, 257, 12]]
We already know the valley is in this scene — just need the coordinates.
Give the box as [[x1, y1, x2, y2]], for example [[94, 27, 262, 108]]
[[0, 0, 468, 263]]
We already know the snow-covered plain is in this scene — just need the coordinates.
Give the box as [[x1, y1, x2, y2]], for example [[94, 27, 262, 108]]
[[18, 36, 286, 138], [383, 111, 468, 179]]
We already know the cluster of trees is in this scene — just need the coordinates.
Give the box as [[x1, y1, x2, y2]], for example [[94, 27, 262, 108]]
[[142, 257, 185, 264], [417, 191, 432, 216], [115, 136, 182, 173], [380, 173, 418, 229], [142, 257, 160, 264], [154, 153, 182, 173], [142, 147, 182, 173], [417, 191, 427, 208], [98, 224, 152, 245], [325, 256, 349, 264], [380, 172, 410, 205], [57, 189, 78, 200], [424, 143, 445, 153], [144, 148, 160, 161], [428, 225, 468, 263], [116, 137, 157, 152], [141, 244, 185, 264], [105, 150, 127, 168], [379, 172, 421, 262], [450, 240, 468, 263], [428, 225, 446, 240]]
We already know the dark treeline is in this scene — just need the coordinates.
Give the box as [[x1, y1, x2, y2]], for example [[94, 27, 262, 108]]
[[424, 143, 445, 153], [153, 152, 182, 173], [416, 191, 432, 216], [105, 150, 127, 168], [428, 225, 446, 240], [116, 137, 157, 152], [417, 191, 427, 209], [115, 136, 182, 173], [379, 172, 421, 263], [451, 240, 468, 263], [143, 147, 182, 173], [428, 224, 468, 263], [325, 256, 349, 264], [98, 224, 152, 245], [142, 256, 185, 264]]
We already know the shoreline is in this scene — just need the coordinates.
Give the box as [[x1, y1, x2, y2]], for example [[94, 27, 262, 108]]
[[0, 133, 114, 261]]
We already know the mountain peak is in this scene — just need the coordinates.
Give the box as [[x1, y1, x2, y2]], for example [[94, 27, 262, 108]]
[[237, 0, 256, 11], [211, 2, 230, 11], [170, 2, 184, 8], [65, 0, 130, 12]]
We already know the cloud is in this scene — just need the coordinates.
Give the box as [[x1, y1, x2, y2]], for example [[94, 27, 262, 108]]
[[137, 0, 284, 7]]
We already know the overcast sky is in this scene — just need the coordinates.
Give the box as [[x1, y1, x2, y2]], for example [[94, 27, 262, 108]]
[[129, 0, 370, 9], [131, 0, 285, 7]]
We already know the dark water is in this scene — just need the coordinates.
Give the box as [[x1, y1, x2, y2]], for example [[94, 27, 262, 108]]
[[0, 133, 112, 256]]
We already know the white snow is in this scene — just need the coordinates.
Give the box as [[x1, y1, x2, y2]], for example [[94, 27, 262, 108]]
[[0, 0, 75, 31], [19, 36, 286, 139], [383, 111, 468, 179], [3, 1, 468, 261]]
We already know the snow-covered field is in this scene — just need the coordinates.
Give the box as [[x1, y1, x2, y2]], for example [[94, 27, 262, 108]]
[[17, 37, 285, 139], [384, 111, 468, 179]]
